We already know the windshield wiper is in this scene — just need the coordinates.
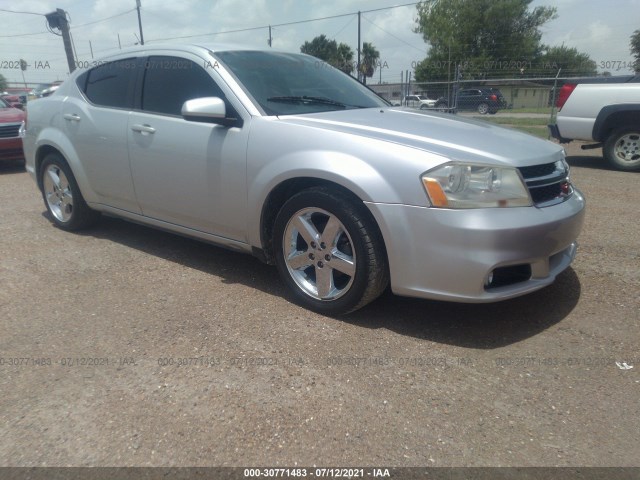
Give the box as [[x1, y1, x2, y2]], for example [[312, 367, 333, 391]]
[[266, 95, 358, 108]]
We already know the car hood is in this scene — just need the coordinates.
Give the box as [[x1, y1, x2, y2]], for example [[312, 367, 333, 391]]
[[0, 107, 25, 122], [278, 107, 563, 167]]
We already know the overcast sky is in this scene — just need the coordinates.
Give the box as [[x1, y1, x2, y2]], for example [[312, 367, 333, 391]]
[[1, 0, 638, 86]]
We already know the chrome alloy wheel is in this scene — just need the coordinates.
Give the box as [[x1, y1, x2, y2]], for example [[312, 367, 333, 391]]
[[613, 132, 640, 164], [43, 164, 73, 222], [283, 207, 356, 301]]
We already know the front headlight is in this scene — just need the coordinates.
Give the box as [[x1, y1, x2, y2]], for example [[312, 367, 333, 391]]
[[421, 162, 532, 208]]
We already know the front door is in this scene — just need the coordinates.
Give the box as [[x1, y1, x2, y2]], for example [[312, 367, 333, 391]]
[[128, 55, 249, 241]]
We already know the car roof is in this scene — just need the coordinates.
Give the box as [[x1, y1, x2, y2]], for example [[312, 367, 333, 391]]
[[96, 43, 286, 62]]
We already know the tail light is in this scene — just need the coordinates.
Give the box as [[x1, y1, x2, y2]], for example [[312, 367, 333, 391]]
[[556, 83, 577, 110], [490, 94, 497, 101]]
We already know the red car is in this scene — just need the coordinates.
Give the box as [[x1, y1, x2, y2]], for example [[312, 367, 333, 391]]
[[0, 96, 26, 162]]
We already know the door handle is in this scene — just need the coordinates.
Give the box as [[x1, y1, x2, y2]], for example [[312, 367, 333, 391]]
[[63, 113, 80, 122], [131, 124, 156, 134]]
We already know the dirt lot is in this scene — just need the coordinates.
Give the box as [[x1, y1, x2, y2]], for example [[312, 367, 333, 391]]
[[0, 142, 638, 469]]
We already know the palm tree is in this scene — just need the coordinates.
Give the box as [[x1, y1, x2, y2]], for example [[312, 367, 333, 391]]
[[300, 35, 355, 76], [359, 42, 380, 85], [335, 43, 355, 75]]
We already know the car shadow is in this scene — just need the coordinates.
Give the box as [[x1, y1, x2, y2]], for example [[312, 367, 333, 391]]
[[62, 215, 580, 349], [346, 268, 580, 349], [565, 154, 615, 171]]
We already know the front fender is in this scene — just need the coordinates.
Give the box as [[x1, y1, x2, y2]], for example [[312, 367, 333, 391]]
[[247, 150, 403, 248]]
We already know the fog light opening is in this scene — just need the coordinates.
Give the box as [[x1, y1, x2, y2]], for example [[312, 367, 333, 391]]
[[485, 264, 532, 290], [484, 272, 494, 288]]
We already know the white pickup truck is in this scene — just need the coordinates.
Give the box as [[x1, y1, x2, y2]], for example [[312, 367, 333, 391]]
[[548, 75, 640, 171]]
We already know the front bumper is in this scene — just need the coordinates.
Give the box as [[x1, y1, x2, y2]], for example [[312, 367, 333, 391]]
[[365, 189, 585, 303], [0, 138, 24, 160], [547, 124, 571, 144]]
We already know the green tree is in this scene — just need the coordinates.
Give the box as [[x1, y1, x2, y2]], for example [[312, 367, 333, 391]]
[[538, 45, 597, 76], [414, 0, 556, 81], [359, 42, 380, 85], [0, 73, 7, 92], [300, 34, 355, 75], [631, 29, 640, 73], [336, 43, 355, 75]]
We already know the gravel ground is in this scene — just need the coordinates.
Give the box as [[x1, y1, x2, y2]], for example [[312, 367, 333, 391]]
[[0, 142, 638, 469]]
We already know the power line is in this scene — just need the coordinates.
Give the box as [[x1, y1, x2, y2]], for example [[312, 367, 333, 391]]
[[361, 14, 426, 54], [0, 7, 137, 37], [0, 30, 49, 38], [70, 8, 137, 29], [146, 3, 418, 43], [330, 15, 355, 40], [0, 8, 44, 16]]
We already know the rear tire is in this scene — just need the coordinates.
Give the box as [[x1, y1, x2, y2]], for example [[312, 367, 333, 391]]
[[603, 127, 640, 171], [40, 153, 100, 231], [435, 101, 448, 113], [477, 103, 489, 114], [273, 187, 388, 315]]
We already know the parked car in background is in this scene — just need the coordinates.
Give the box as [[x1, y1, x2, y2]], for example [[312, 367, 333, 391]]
[[435, 88, 504, 114], [41, 81, 63, 98], [23, 44, 584, 314], [29, 81, 64, 100], [404, 94, 437, 109], [0, 96, 26, 163], [548, 75, 640, 171], [29, 83, 53, 99], [1, 93, 25, 110]]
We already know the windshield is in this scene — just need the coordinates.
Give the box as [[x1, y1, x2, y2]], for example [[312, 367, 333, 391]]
[[0, 97, 9, 108], [215, 50, 389, 115]]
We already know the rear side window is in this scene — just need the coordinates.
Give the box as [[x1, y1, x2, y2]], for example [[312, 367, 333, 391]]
[[84, 59, 136, 108], [141, 56, 225, 116]]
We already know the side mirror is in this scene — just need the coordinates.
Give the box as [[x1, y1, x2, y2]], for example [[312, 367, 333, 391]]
[[181, 97, 242, 127]]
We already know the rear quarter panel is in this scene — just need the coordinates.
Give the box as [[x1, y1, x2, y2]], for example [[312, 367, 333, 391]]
[[557, 83, 640, 141]]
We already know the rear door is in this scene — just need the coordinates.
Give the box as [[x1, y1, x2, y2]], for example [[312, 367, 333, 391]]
[[63, 58, 141, 213], [128, 54, 250, 241]]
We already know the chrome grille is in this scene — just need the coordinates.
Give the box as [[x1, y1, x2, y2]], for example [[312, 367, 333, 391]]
[[518, 161, 572, 207], [0, 123, 21, 138]]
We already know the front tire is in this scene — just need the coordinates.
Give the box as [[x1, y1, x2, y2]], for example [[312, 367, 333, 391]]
[[40, 153, 100, 230], [603, 127, 640, 171], [273, 187, 388, 315]]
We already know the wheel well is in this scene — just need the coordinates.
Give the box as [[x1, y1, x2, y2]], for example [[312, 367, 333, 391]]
[[35, 145, 64, 190], [597, 111, 640, 142], [259, 178, 385, 265]]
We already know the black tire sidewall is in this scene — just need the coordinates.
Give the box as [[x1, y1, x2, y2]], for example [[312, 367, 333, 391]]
[[273, 189, 378, 315]]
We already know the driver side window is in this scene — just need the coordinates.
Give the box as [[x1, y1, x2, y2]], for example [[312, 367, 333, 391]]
[[141, 56, 227, 116]]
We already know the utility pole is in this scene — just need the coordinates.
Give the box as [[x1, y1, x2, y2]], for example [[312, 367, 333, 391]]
[[118, 33, 122, 49], [136, 0, 144, 45], [268, 25, 272, 47], [89, 41, 94, 59], [357, 11, 361, 82], [45, 8, 75, 73]]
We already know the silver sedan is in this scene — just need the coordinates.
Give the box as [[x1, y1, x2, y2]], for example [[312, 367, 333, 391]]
[[23, 44, 585, 314]]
